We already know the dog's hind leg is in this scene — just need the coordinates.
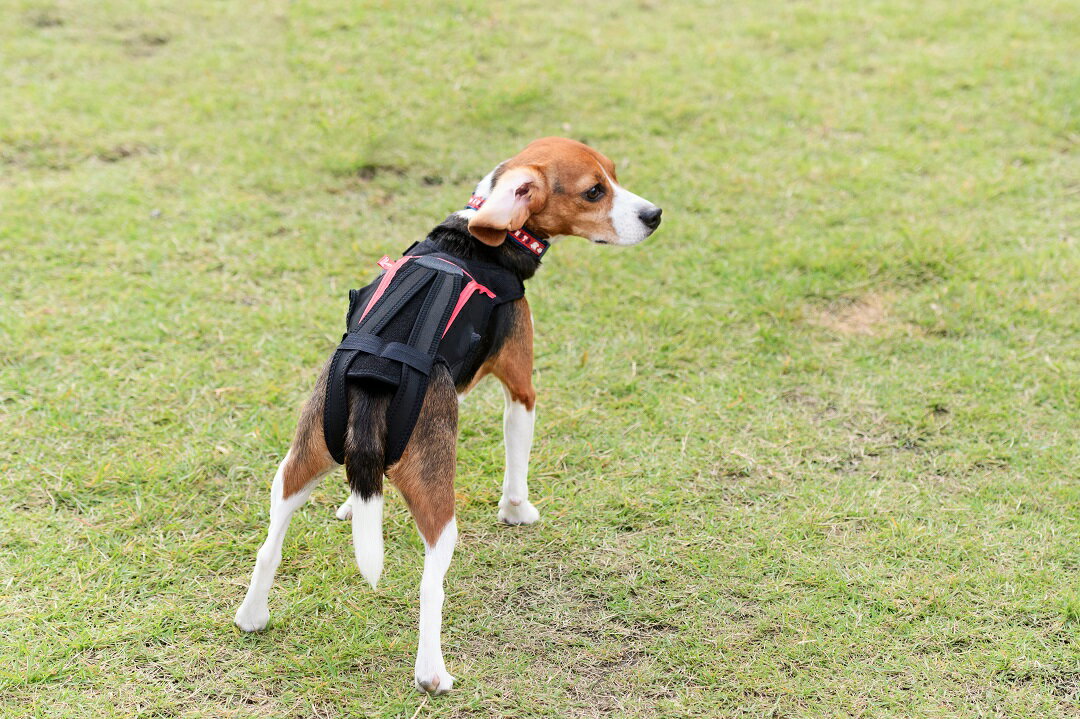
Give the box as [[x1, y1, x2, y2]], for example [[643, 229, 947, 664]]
[[387, 368, 459, 694], [235, 368, 337, 632]]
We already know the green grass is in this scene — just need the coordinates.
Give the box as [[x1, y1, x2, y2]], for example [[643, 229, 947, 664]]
[[2, 0, 1078, 716]]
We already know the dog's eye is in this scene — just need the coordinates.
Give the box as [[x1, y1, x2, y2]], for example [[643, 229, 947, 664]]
[[583, 184, 605, 202]]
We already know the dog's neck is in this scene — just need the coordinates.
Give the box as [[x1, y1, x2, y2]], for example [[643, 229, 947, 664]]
[[423, 214, 543, 281]]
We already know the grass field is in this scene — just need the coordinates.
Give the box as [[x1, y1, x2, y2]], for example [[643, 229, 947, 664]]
[[2, 0, 1079, 716]]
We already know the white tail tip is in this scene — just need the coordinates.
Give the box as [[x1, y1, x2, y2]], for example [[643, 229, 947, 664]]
[[351, 493, 384, 589]]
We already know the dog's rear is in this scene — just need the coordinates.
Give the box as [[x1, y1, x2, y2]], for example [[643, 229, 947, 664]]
[[238, 365, 460, 688]]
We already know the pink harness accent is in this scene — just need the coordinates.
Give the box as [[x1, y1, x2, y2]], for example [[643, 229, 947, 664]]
[[361, 255, 496, 337], [444, 280, 496, 337], [359, 255, 414, 323]]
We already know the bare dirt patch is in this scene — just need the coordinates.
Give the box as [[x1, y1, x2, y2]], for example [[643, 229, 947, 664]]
[[807, 293, 919, 338], [124, 32, 171, 57], [28, 11, 64, 28], [96, 143, 157, 163]]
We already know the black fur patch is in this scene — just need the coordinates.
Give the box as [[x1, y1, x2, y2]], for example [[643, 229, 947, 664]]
[[344, 385, 390, 500]]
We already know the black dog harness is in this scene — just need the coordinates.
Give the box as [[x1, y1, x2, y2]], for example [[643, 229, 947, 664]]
[[322, 208, 548, 468]]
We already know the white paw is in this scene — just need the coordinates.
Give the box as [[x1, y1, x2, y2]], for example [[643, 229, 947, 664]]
[[335, 500, 352, 520], [498, 498, 540, 525], [414, 667, 455, 695], [234, 603, 270, 632]]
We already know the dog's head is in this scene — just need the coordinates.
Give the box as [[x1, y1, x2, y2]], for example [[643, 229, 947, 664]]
[[466, 137, 662, 248]]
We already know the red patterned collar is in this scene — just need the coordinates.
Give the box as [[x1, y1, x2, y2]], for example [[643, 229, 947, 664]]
[[465, 194, 549, 258]]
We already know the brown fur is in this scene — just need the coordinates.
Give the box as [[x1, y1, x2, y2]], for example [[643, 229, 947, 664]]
[[282, 361, 336, 499], [282, 364, 458, 546], [386, 369, 458, 546], [486, 137, 623, 244], [460, 298, 536, 409]]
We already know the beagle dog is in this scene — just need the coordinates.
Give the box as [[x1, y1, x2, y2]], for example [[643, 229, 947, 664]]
[[234, 137, 662, 693]]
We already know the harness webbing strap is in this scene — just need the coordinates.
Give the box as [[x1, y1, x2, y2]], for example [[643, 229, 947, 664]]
[[358, 255, 411, 323], [358, 265, 434, 333], [323, 256, 466, 467], [444, 280, 495, 337], [323, 345, 358, 465], [384, 268, 460, 464], [336, 333, 434, 375]]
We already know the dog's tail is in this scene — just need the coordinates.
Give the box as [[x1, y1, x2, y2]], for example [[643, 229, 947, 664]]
[[350, 492, 383, 589], [344, 389, 389, 589]]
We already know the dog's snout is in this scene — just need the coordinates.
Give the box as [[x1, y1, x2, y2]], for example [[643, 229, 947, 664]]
[[638, 207, 662, 231]]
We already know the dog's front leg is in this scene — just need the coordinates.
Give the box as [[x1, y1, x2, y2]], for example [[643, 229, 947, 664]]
[[497, 383, 540, 525], [490, 299, 540, 525]]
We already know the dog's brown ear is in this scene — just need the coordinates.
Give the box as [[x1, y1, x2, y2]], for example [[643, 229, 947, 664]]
[[468, 167, 547, 246]]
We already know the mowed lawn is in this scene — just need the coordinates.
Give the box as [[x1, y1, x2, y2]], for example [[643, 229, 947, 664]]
[[2, 0, 1078, 716]]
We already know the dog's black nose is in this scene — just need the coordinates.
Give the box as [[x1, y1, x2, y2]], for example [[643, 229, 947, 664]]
[[639, 207, 662, 231]]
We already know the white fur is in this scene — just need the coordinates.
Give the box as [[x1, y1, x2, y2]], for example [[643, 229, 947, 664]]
[[453, 164, 501, 221], [497, 386, 539, 525], [351, 493, 384, 589], [607, 174, 658, 246], [235, 450, 327, 632], [335, 499, 352, 520], [473, 165, 499, 198], [415, 518, 457, 694]]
